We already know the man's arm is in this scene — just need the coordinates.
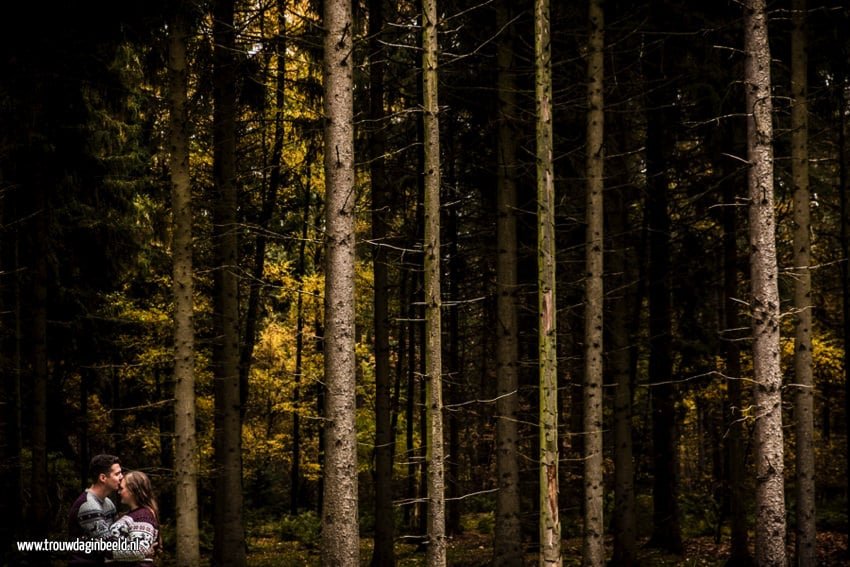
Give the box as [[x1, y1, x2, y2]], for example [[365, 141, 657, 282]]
[[76, 495, 114, 540]]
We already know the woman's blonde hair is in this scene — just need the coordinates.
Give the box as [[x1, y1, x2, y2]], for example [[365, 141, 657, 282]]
[[122, 470, 162, 552], [123, 470, 159, 520]]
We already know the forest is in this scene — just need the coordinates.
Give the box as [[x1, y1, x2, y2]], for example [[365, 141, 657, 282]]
[[1, 0, 850, 565]]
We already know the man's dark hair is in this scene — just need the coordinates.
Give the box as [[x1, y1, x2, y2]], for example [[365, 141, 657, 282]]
[[88, 454, 120, 483]]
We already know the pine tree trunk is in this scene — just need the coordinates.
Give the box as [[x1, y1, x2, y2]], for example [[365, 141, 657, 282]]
[[447, 176, 461, 537], [791, 0, 815, 563], [155, 367, 174, 514], [404, 275, 417, 530], [722, 157, 752, 566], [609, 170, 637, 567], [168, 6, 200, 565], [837, 22, 850, 540], [0, 194, 10, 548], [321, 0, 360, 563], [212, 0, 246, 564], [29, 181, 49, 539], [744, 1, 786, 564], [583, 1, 604, 564], [0, 181, 23, 544], [422, 0, 446, 563], [607, 101, 641, 567], [291, 171, 311, 515], [239, 0, 288, 420], [645, 9, 682, 550], [494, 0, 522, 563], [370, 0, 395, 562], [6, 229, 22, 537], [535, 0, 561, 563]]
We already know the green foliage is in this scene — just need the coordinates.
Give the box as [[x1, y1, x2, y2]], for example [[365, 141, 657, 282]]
[[460, 512, 494, 535], [278, 511, 322, 548], [679, 488, 722, 539]]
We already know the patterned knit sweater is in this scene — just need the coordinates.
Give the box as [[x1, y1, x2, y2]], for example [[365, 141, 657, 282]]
[[68, 490, 117, 565], [106, 506, 159, 565]]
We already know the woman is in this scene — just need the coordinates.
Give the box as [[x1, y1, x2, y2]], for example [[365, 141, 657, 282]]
[[107, 470, 160, 564]]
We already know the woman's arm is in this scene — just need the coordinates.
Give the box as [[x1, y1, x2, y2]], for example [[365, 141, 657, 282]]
[[108, 513, 157, 561]]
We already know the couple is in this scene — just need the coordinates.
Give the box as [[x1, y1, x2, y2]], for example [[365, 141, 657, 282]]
[[68, 454, 160, 565]]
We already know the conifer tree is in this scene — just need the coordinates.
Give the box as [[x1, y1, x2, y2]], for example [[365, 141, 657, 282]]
[[744, 0, 786, 563], [494, 0, 522, 563], [422, 0, 446, 563], [168, 4, 200, 564], [536, 0, 561, 563], [321, 0, 360, 563], [583, 0, 605, 563]]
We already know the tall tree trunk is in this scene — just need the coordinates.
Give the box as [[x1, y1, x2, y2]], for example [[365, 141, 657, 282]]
[[321, 0, 360, 563], [422, 0, 446, 563], [609, 161, 636, 567], [582, 1, 604, 564], [315, 310, 326, 516], [155, 367, 175, 515], [838, 15, 850, 541], [494, 0, 522, 563], [291, 168, 311, 515], [370, 0, 395, 562], [212, 0, 246, 564], [722, 147, 752, 566], [419, 325, 428, 538], [80, 369, 90, 488], [0, 188, 22, 548], [445, 118, 461, 537], [239, 0, 288, 420], [645, 8, 682, 550], [405, 274, 417, 530], [169, 6, 200, 565], [29, 181, 49, 538], [791, 1, 815, 563], [535, 0, 560, 563], [744, 1, 786, 564]]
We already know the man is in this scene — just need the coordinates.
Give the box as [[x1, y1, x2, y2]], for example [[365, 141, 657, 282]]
[[68, 454, 123, 565]]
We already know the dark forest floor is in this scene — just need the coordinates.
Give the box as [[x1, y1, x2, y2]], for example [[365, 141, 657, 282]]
[[27, 519, 848, 565], [240, 526, 849, 566]]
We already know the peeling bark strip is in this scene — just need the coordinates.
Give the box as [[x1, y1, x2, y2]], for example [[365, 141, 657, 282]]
[[542, 289, 554, 334], [744, 0, 786, 564], [321, 0, 360, 565]]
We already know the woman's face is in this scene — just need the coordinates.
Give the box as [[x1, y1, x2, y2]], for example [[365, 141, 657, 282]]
[[120, 476, 138, 508]]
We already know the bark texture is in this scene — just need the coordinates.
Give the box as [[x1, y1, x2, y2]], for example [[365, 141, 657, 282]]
[[744, 1, 787, 564], [610, 176, 636, 567], [582, 1, 604, 564], [536, 0, 561, 563], [212, 0, 246, 564], [494, 0, 522, 563], [321, 0, 360, 563], [168, 6, 200, 564], [791, 1, 815, 563], [370, 0, 395, 563], [422, 0, 446, 563]]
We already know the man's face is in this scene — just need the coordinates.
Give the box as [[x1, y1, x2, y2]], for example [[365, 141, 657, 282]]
[[101, 463, 123, 493]]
